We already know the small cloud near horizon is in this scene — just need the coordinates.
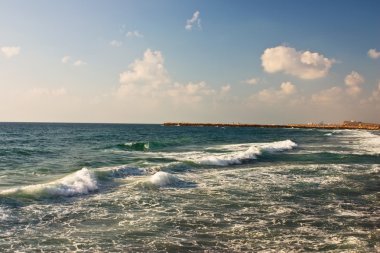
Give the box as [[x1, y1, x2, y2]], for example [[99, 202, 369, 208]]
[[110, 40, 123, 47], [244, 78, 259, 85], [1, 46, 21, 58], [345, 71, 364, 96], [126, 30, 143, 38], [73, 60, 87, 67], [61, 56, 87, 66], [368, 49, 380, 59], [61, 55, 71, 63]]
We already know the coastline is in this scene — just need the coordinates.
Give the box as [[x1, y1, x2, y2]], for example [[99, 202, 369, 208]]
[[163, 122, 380, 130]]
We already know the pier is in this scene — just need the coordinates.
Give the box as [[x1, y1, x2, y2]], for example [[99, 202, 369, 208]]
[[163, 121, 380, 130]]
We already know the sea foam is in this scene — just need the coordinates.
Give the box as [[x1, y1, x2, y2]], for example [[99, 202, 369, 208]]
[[194, 140, 297, 166], [149, 171, 179, 187], [0, 207, 9, 221], [0, 168, 98, 198], [339, 130, 380, 154]]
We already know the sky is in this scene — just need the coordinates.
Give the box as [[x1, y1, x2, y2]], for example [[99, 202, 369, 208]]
[[0, 0, 379, 124]]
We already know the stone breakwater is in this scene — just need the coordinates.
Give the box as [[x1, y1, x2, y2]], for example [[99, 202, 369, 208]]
[[163, 122, 380, 130]]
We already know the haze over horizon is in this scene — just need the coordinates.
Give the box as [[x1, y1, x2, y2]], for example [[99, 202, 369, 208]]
[[1, 0, 379, 124]]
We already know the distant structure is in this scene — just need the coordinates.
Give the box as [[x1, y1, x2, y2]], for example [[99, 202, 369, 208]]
[[343, 120, 362, 126], [164, 120, 380, 130]]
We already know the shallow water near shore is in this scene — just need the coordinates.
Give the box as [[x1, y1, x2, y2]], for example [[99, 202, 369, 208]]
[[0, 123, 379, 252]]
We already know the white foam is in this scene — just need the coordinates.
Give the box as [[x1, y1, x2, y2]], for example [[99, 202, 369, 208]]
[[197, 146, 261, 166], [0, 168, 98, 198], [191, 140, 297, 166], [0, 207, 9, 221], [344, 130, 380, 154], [259, 139, 298, 153], [149, 171, 179, 187], [124, 142, 150, 150]]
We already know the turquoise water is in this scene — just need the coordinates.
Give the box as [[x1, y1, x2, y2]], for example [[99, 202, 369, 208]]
[[0, 123, 379, 252]]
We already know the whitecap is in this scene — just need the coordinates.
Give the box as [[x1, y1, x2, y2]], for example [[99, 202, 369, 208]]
[[149, 171, 179, 187], [0, 207, 9, 221], [0, 168, 98, 198], [189, 140, 297, 166], [345, 130, 380, 154]]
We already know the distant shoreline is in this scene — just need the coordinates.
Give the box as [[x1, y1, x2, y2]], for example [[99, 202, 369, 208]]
[[163, 122, 380, 130]]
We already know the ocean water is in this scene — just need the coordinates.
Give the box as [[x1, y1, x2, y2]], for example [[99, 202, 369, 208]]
[[0, 123, 379, 252]]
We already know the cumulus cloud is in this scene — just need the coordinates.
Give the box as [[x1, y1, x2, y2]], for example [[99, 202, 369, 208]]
[[261, 45, 334, 79], [119, 49, 170, 91], [251, 81, 297, 104], [166, 82, 216, 104], [1, 46, 21, 58], [117, 49, 230, 112], [244, 78, 259, 85], [368, 81, 380, 103], [345, 71, 364, 96], [185, 10, 201, 30], [109, 40, 122, 47], [280, 81, 297, 95], [126, 30, 143, 38], [311, 86, 343, 104], [368, 49, 380, 59]]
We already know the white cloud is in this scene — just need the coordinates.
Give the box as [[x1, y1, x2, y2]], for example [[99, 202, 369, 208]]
[[244, 78, 259, 85], [110, 40, 122, 47], [1, 46, 21, 58], [126, 30, 143, 38], [368, 81, 380, 103], [345, 71, 364, 96], [73, 60, 87, 67], [62, 56, 86, 66], [261, 45, 334, 79], [167, 81, 215, 104], [186, 10, 201, 30], [280, 81, 296, 95], [345, 71, 364, 86], [311, 86, 343, 104], [117, 49, 230, 113], [368, 49, 380, 59], [252, 81, 297, 104], [221, 84, 231, 94], [61, 55, 71, 63], [119, 49, 170, 91]]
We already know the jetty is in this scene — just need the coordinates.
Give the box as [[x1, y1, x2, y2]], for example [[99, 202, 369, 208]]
[[163, 121, 380, 130]]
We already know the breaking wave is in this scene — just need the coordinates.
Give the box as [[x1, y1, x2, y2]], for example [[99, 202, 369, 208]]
[[149, 171, 180, 187], [188, 140, 297, 166], [122, 142, 150, 151], [0, 140, 299, 198], [0, 166, 146, 199], [334, 130, 380, 155], [0, 207, 9, 221], [0, 168, 98, 198]]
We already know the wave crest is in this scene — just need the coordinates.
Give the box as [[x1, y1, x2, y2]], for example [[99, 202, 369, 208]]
[[194, 140, 297, 166], [0, 168, 98, 198], [149, 171, 179, 187]]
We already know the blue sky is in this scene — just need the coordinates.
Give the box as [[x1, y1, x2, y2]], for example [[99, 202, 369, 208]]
[[0, 0, 379, 123]]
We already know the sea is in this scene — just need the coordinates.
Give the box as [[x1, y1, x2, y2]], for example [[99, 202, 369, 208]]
[[0, 123, 379, 252]]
